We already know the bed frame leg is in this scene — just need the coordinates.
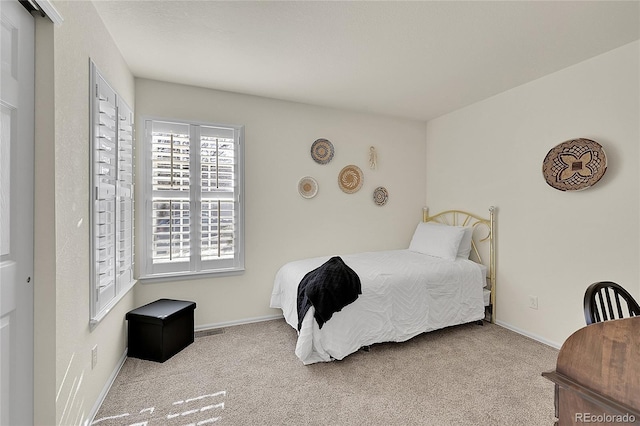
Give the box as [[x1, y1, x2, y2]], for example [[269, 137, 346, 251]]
[[360, 345, 371, 352], [476, 320, 484, 326]]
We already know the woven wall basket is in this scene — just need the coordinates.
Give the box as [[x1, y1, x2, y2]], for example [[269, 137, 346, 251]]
[[338, 165, 363, 194], [298, 176, 318, 199], [542, 138, 607, 191], [373, 186, 388, 206], [311, 139, 334, 164]]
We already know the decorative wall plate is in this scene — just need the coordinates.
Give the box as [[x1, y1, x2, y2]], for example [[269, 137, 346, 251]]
[[310, 138, 334, 164], [373, 187, 388, 206], [542, 138, 607, 191], [338, 165, 363, 194], [298, 176, 318, 199]]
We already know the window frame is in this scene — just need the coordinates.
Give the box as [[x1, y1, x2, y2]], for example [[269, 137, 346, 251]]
[[89, 61, 135, 328], [138, 116, 245, 283]]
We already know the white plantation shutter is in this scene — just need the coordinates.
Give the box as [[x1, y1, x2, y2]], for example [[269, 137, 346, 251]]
[[117, 100, 134, 288], [199, 125, 236, 267], [90, 61, 135, 325], [92, 70, 117, 314], [141, 118, 244, 280], [149, 121, 191, 268]]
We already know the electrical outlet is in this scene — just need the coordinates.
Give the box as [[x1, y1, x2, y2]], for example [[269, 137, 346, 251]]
[[528, 295, 539, 310], [92, 345, 98, 369]]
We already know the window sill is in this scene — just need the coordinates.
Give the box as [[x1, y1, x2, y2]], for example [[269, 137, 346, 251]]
[[137, 268, 245, 284], [89, 279, 136, 331]]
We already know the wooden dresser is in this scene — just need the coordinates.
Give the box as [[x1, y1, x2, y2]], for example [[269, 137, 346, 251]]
[[542, 317, 640, 425]]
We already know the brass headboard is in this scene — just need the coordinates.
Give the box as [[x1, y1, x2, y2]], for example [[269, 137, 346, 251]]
[[423, 207, 496, 323]]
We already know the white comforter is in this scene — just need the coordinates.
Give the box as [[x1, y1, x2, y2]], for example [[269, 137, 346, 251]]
[[270, 249, 485, 364]]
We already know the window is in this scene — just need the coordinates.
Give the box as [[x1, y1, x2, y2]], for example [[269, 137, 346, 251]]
[[139, 118, 244, 281], [89, 61, 135, 326]]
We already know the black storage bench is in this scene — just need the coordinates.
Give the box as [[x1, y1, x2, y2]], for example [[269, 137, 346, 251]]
[[126, 299, 196, 362]]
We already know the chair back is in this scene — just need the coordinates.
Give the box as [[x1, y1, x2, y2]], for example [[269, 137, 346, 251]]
[[583, 281, 640, 325]]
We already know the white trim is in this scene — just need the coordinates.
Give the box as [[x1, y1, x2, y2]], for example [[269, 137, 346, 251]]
[[495, 319, 562, 350], [138, 267, 245, 284], [89, 280, 135, 330], [85, 348, 128, 426], [195, 314, 284, 332], [34, 0, 63, 26]]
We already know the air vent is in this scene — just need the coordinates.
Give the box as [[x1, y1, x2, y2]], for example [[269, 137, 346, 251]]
[[195, 328, 225, 338]]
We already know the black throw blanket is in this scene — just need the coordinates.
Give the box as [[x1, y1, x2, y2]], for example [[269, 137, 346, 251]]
[[297, 256, 362, 331]]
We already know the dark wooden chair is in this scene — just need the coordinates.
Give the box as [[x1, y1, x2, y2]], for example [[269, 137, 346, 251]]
[[583, 281, 640, 325]]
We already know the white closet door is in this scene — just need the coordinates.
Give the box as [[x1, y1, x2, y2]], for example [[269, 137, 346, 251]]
[[0, 0, 35, 424]]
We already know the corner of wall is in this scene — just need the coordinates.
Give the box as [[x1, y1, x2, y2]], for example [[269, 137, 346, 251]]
[[33, 13, 57, 426]]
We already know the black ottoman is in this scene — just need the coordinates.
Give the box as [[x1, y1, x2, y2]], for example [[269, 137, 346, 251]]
[[126, 299, 196, 362]]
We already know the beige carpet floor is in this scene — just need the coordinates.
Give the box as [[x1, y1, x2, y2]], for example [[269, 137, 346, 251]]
[[92, 319, 558, 426]]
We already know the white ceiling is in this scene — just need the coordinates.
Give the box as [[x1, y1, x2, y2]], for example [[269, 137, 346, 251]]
[[92, 1, 640, 122]]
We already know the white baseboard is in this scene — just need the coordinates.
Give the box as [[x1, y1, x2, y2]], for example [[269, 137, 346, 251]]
[[85, 349, 128, 426], [196, 314, 284, 332], [495, 320, 562, 350]]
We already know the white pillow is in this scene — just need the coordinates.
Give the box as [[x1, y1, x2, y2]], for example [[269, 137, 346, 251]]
[[408, 222, 466, 261], [457, 226, 474, 259]]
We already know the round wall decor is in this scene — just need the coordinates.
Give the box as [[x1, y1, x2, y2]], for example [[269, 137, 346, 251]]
[[298, 176, 318, 199], [542, 138, 607, 191], [310, 138, 334, 164], [373, 187, 388, 206], [338, 165, 363, 194]]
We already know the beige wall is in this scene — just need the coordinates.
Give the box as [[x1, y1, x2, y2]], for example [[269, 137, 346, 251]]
[[425, 41, 640, 347], [34, 1, 136, 424], [134, 79, 427, 327]]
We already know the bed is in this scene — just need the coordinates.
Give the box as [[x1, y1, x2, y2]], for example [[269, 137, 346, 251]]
[[270, 207, 496, 364]]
